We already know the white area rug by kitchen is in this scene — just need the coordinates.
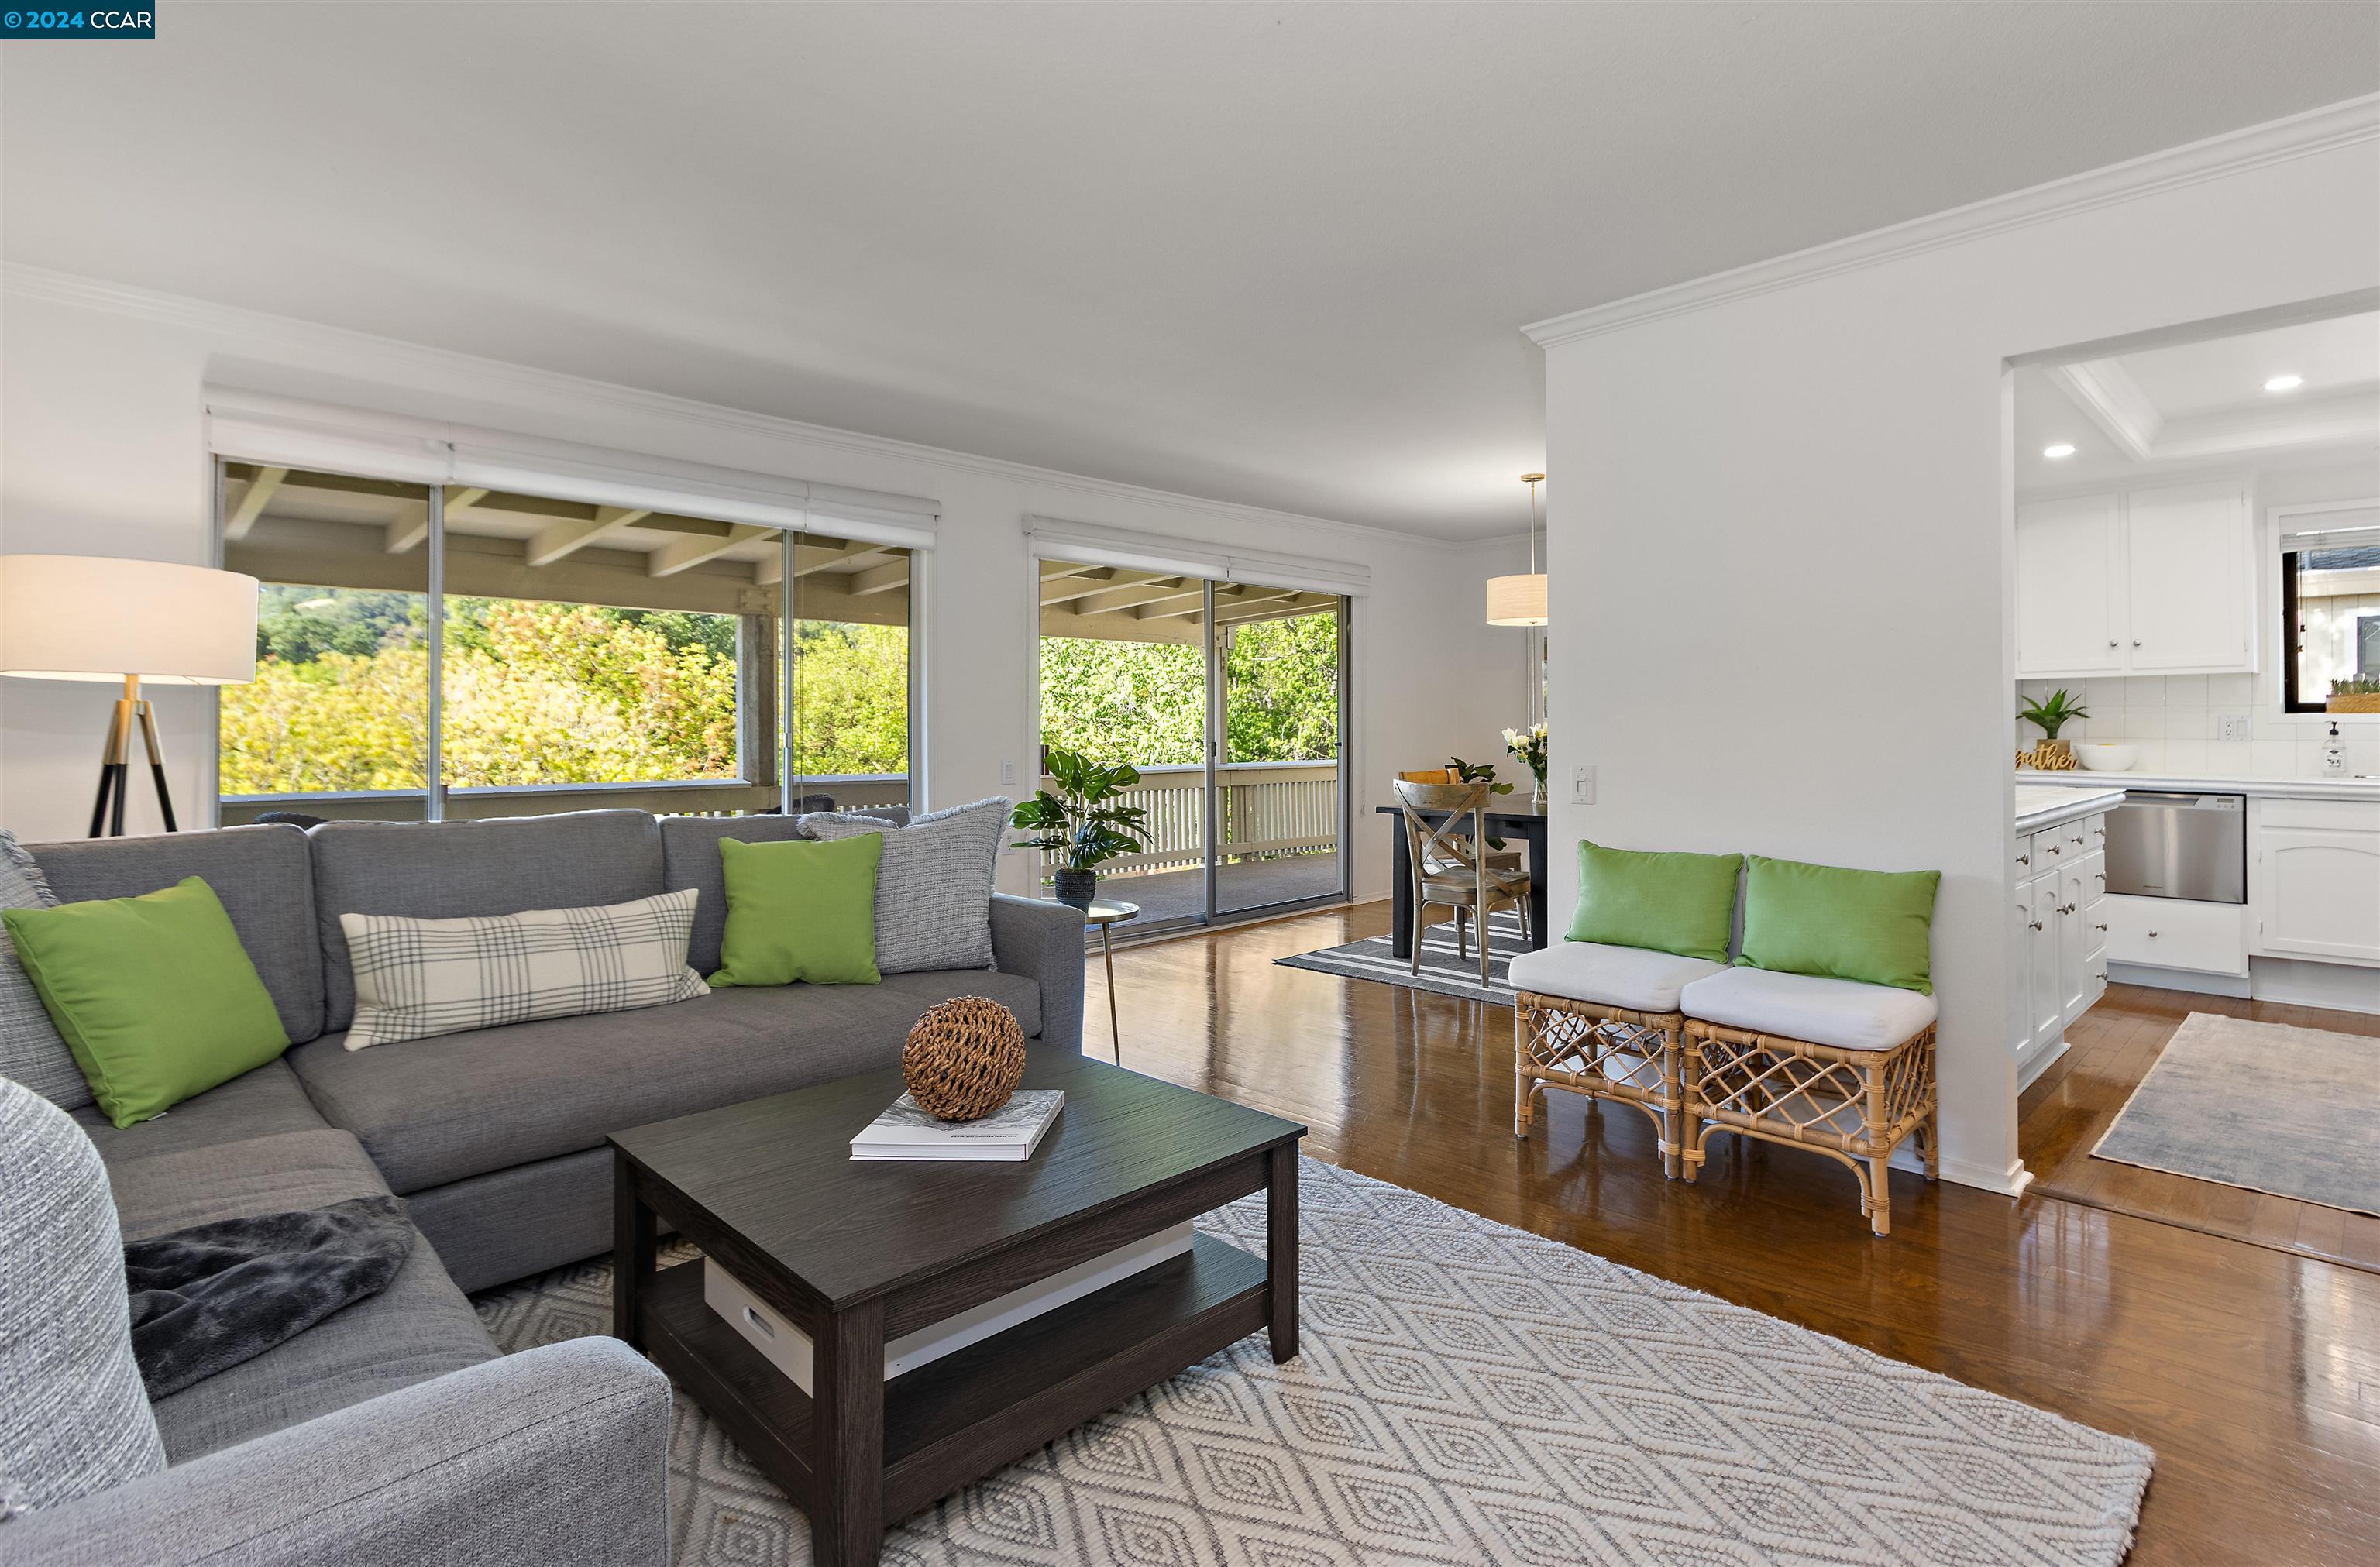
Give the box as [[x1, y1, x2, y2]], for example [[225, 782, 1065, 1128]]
[[473, 1156, 2152, 1565], [2091, 1010, 2380, 1217]]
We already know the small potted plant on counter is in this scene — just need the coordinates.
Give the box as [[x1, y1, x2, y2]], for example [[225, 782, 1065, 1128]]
[[1503, 723, 1549, 811], [1010, 747, 1151, 909], [2017, 689, 2089, 764], [2328, 675, 2380, 715]]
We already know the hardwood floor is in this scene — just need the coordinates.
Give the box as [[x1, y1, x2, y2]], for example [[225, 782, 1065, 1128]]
[[2021, 981, 2380, 1273], [1092, 902, 2380, 1567]]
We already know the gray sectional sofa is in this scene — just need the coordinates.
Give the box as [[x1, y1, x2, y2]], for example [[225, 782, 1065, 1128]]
[[3, 807, 1086, 1566]]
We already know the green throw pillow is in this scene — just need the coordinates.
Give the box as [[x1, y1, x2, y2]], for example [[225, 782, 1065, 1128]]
[[2, 877, 291, 1129], [1737, 854, 1942, 995], [710, 833, 883, 987], [1566, 840, 1742, 963]]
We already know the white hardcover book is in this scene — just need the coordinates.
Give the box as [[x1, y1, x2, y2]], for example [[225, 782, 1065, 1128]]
[[849, 1089, 1063, 1161]]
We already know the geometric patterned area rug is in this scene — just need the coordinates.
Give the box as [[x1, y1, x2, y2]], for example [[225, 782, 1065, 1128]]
[[473, 1157, 2152, 1565], [1276, 909, 1529, 1005], [2091, 1011, 2380, 1218]]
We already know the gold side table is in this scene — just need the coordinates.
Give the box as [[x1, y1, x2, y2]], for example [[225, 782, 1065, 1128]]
[[1085, 901, 1139, 1064]]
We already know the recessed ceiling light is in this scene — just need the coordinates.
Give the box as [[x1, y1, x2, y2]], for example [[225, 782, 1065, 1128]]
[[2264, 374, 2304, 392], [2043, 443, 2076, 459]]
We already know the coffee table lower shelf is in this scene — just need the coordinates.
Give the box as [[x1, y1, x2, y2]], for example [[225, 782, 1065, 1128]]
[[638, 1232, 1268, 1529]]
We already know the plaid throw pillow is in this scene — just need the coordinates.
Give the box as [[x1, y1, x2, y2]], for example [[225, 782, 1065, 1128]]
[[339, 889, 708, 1052]]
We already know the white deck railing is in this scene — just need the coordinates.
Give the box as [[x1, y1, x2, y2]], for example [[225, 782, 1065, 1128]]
[[1035, 760, 1338, 877]]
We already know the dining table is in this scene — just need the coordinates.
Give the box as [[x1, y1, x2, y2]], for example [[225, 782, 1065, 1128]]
[[1374, 802, 1553, 960]]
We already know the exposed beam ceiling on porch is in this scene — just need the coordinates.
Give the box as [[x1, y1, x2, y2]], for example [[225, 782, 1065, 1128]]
[[223, 466, 288, 541], [1137, 584, 1305, 621], [848, 558, 910, 596], [649, 523, 776, 577], [527, 506, 653, 566]]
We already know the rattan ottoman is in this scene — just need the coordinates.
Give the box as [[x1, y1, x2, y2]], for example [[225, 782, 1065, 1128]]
[[1510, 942, 1725, 1178], [1677, 968, 1939, 1236]]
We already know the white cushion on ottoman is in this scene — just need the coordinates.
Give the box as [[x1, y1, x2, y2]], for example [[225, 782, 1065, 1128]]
[[1508, 941, 1725, 1015], [1679, 967, 1938, 1053]]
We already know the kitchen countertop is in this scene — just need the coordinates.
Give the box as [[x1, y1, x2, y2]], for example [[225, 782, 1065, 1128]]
[[2015, 769, 2380, 803], [2014, 782, 2126, 833]]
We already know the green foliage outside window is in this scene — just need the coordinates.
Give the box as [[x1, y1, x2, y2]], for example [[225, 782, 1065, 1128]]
[[1037, 610, 1339, 770], [788, 621, 910, 778], [221, 590, 747, 793]]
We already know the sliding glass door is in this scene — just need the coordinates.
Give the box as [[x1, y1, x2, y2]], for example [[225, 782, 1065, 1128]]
[[1035, 558, 1347, 929], [1214, 585, 1344, 916]]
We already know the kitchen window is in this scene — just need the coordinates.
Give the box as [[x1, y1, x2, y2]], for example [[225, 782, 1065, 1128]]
[[2279, 505, 2380, 713]]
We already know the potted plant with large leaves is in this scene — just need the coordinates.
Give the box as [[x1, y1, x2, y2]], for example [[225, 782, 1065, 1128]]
[[1011, 748, 1153, 909], [2016, 688, 2089, 763]]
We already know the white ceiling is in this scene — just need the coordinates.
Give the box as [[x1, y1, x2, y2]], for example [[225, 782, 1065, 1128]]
[[2017, 312, 2380, 490], [4, 3, 2375, 540]]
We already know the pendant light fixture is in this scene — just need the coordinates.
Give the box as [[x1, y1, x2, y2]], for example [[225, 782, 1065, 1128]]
[[1484, 473, 1548, 626]]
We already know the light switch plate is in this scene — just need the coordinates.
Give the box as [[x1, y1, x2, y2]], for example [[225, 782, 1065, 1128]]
[[2216, 713, 2251, 742], [1572, 766, 1595, 805], [1001, 758, 1016, 786]]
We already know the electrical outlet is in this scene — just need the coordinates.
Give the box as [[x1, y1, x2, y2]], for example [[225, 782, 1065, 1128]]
[[2216, 713, 2251, 742], [1572, 765, 1595, 805]]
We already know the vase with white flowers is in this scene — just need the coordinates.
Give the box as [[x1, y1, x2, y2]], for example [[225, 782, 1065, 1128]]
[[1503, 723, 1549, 812]]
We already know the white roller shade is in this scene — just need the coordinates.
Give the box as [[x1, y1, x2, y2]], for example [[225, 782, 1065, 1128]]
[[2281, 503, 2380, 555], [1025, 516, 1367, 595]]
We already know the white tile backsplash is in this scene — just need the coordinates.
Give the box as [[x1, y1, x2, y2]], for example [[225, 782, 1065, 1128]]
[[2251, 740, 2299, 775], [2208, 673, 2254, 705], [2017, 672, 2380, 778]]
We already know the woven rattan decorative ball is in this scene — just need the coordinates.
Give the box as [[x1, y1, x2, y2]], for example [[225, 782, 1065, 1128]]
[[902, 996, 1027, 1122]]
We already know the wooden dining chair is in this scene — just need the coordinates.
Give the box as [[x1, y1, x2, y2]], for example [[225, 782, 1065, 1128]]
[[1391, 778, 1533, 987], [1397, 771, 1524, 875]]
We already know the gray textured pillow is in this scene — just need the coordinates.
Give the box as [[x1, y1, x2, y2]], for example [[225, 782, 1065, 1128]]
[[0, 830, 90, 1111], [800, 798, 1007, 974], [0, 1076, 167, 1520]]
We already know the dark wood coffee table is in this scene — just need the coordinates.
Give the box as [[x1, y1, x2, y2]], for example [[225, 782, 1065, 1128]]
[[608, 1046, 1305, 1567]]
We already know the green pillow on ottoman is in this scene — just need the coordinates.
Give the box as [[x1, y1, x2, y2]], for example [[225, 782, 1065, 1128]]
[[1567, 841, 1744, 964], [1737, 854, 1942, 995], [2, 877, 291, 1129], [710, 833, 884, 987]]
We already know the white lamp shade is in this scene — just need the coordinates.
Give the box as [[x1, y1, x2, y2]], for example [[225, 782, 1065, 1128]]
[[1484, 572, 1548, 627], [0, 555, 258, 684]]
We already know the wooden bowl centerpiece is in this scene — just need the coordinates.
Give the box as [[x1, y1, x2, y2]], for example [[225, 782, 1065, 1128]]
[[902, 995, 1027, 1122]]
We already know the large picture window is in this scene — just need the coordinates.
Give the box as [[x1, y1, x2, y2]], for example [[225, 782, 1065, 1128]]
[[216, 462, 914, 822]]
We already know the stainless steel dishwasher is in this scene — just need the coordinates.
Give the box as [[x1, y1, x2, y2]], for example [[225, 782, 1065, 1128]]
[[2103, 791, 2247, 903]]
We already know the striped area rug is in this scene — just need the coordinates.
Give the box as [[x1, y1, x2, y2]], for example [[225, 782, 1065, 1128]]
[[1275, 909, 1529, 1005]]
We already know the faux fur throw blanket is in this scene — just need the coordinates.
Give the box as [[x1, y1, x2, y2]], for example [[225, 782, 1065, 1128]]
[[126, 1195, 415, 1399]]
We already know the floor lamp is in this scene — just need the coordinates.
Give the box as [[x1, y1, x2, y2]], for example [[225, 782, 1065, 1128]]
[[0, 555, 259, 837]]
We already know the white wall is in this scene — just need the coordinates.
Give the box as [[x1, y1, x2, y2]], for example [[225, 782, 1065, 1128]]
[[1532, 111, 2379, 1194], [0, 270, 1525, 901]]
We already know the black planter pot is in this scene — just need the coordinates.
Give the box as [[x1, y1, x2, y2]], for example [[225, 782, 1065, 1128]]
[[1052, 867, 1099, 910]]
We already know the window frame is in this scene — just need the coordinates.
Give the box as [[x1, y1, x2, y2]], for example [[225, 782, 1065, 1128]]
[[211, 460, 920, 821], [2275, 497, 2380, 716]]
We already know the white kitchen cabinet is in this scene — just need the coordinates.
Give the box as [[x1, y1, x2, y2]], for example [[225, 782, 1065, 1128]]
[[2011, 809, 2111, 1082], [2014, 480, 2253, 679], [2124, 482, 2252, 671], [2103, 892, 2248, 976], [2252, 798, 2380, 966], [2025, 873, 2062, 1053], [2014, 493, 2123, 676]]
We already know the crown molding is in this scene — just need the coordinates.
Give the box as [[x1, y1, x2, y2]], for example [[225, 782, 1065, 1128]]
[[1, 263, 1493, 554], [1523, 94, 2380, 349]]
